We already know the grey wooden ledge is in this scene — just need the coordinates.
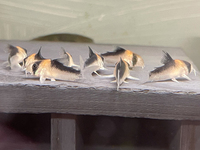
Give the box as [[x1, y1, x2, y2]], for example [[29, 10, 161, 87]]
[[0, 41, 200, 150], [0, 40, 200, 120]]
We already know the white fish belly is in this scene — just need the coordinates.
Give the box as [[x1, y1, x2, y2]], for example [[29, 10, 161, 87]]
[[50, 69, 80, 81]]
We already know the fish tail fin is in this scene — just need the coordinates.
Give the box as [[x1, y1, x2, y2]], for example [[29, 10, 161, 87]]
[[191, 65, 197, 76]]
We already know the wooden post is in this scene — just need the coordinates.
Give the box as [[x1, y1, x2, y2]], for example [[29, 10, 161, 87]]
[[179, 121, 200, 150], [169, 121, 181, 150], [51, 114, 77, 150]]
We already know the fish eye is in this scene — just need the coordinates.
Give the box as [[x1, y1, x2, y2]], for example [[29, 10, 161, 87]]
[[32, 62, 39, 74], [19, 62, 23, 66], [149, 73, 152, 77], [32, 63, 37, 69], [32, 63, 39, 71]]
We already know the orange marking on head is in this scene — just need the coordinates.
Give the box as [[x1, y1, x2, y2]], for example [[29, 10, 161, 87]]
[[66, 52, 72, 58], [34, 59, 51, 76], [124, 50, 133, 58], [122, 50, 133, 65], [28, 53, 36, 60], [24, 53, 36, 67], [96, 54, 102, 61], [16, 46, 26, 54], [175, 59, 190, 74], [39, 59, 51, 68], [174, 59, 187, 68]]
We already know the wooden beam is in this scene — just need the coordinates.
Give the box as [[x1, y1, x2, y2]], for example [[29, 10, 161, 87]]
[[51, 114, 76, 150], [0, 85, 200, 120], [179, 121, 200, 150]]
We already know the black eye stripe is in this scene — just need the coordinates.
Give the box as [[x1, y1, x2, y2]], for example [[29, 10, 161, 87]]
[[32, 61, 41, 74]]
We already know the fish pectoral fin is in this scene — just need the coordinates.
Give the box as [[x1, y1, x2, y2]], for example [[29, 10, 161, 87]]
[[117, 85, 120, 91], [72, 64, 80, 69], [100, 67, 107, 70], [171, 78, 179, 83], [17, 63, 22, 68], [111, 80, 116, 83], [82, 65, 99, 78], [94, 71, 101, 76], [51, 78, 56, 81], [100, 74, 114, 78], [40, 76, 46, 83], [127, 76, 140, 80], [39, 69, 47, 83], [124, 81, 129, 84], [182, 74, 191, 81], [142, 80, 153, 84]]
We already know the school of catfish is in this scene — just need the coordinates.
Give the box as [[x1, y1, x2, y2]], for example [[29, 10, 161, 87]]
[[5, 44, 196, 91]]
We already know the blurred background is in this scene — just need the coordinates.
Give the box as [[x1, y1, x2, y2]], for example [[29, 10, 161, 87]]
[[0, 0, 200, 69]]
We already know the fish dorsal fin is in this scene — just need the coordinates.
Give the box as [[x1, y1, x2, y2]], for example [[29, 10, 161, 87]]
[[8, 44, 18, 57], [115, 46, 126, 52], [119, 57, 123, 67], [8, 44, 15, 49], [161, 51, 173, 64], [35, 47, 44, 60], [88, 46, 95, 58], [61, 47, 70, 60], [61, 47, 66, 54]]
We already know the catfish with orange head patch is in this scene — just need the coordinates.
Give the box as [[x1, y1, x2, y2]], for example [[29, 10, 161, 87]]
[[101, 47, 144, 69], [113, 58, 140, 91], [31, 59, 81, 83], [7, 44, 27, 70], [21, 47, 44, 75], [100, 58, 139, 91], [149, 51, 196, 82], [81, 46, 105, 77]]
